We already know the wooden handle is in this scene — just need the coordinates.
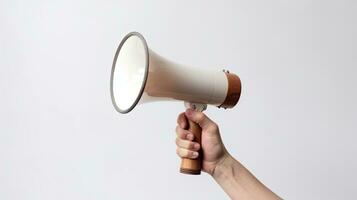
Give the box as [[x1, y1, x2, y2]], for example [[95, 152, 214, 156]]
[[180, 118, 202, 175]]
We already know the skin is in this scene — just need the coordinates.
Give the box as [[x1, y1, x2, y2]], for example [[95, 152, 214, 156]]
[[175, 108, 282, 200]]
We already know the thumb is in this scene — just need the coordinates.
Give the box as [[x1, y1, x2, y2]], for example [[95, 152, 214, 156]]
[[184, 108, 215, 130]]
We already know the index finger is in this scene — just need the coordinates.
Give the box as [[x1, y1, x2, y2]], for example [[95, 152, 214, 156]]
[[177, 112, 188, 129]]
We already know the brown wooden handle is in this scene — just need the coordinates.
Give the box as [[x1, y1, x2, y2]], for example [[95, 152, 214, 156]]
[[180, 118, 202, 175]]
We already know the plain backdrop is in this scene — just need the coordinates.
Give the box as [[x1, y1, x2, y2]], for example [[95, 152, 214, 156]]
[[1, 0, 356, 199]]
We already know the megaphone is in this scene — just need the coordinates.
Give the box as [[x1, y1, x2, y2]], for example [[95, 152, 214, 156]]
[[110, 32, 241, 175]]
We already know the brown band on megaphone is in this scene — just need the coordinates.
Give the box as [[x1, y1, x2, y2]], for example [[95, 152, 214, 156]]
[[219, 72, 242, 109]]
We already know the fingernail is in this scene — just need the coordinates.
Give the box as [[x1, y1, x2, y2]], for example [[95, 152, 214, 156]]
[[192, 152, 199, 157], [186, 134, 193, 140], [194, 143, 200, 150]]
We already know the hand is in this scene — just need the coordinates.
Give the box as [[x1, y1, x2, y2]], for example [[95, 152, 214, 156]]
[[175, 108, 229, 175], [175, 109, 281, 199]]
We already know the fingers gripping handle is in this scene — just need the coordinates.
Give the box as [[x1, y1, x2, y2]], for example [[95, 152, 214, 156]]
[[180, 102, 207, 175], [180, 120, 203, 175]]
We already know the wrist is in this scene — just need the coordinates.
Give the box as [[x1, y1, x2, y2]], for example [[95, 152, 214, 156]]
[[211, 154, 282, 200], [211, 152, 240, 181]]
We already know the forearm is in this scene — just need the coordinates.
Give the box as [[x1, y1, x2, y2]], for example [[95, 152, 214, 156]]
[[212, 154, 281, 200]]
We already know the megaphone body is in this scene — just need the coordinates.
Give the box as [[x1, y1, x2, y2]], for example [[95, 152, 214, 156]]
[[110, 32, 241, 175]]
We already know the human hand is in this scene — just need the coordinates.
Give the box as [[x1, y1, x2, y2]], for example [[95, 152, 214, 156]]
[[175, 109, 281, 199], [175, 108, 230, 175]]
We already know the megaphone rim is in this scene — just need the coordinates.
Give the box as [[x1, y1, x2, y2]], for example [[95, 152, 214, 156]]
[[110, 31, 149, 114]]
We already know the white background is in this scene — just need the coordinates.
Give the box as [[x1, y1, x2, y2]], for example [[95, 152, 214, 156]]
[[1, 0, 356, 199]]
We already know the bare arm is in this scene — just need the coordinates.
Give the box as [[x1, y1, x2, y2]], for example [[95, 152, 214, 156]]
[[175, 109, 281, 200], [212, 153, 281, 200]]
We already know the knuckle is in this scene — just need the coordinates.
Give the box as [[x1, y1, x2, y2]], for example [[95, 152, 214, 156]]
[[176, 146, 197, 158], [176, 138, 189, 149], [181, 149, 190, 158], [175, 137, 180, 146], [175, 127, 185, 138], [176, 148, 185, 157], [179, 131, 187, 139], [188, 142, 195, 149], [176, 148, 182, 157], [177, 130, 187, 140], [182, 140, 190, 149], [177, 112, 185, 123]]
